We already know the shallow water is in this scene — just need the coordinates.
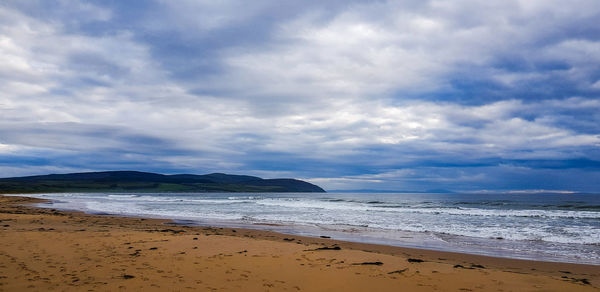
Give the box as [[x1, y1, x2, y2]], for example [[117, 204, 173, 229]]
[[24, 192, 600, 265]]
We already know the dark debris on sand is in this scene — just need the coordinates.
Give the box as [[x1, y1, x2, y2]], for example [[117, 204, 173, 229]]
[[407, 258, 424, 263], [304, 246, 341, 251], [353, 261, 384, 266], [454, 264, 485, 269]]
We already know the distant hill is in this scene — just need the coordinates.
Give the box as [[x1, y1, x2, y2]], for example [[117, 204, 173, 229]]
[[0, 171, 326, 193]]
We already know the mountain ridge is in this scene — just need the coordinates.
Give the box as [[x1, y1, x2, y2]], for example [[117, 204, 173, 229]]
[[0, 171, 325, 193]]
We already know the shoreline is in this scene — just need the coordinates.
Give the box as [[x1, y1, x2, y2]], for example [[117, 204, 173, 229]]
[[166, 219, 597, 266], [20, 192, 600, 265], [1, 194, 598, 291], [20, 195, 600, 268]]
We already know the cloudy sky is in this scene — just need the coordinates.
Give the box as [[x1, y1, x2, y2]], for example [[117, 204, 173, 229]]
[[1, 0, 599, 192]]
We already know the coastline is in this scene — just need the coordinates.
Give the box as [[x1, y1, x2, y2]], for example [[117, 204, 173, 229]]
[[1, 195, 598, 291], [19, 191, 600, 265]]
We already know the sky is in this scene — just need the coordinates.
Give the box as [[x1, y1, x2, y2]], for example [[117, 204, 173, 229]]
[[1, 0, 600, 192]]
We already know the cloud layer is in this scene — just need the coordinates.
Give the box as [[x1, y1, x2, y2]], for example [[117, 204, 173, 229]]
[[1, 0, 599, 191]]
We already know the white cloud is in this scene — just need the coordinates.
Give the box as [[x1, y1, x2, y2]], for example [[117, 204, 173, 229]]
[[0, 143, 19, 153], [148, 0, 270, 34], [196, 0, 600, 104], [2, 3, 598, 161], [1, 1, 599, 190]]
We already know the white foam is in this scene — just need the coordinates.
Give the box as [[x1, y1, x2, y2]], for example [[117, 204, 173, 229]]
[[107, 194, 139, 198], [28, 192, 600, 260], [254, 197, 600, 219]]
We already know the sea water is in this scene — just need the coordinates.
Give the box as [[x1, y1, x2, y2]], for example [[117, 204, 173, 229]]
[[23, 192, 600, 265]]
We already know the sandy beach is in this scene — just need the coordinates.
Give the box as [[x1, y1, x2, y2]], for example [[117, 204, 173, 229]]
[[0, 195, 598, 291]]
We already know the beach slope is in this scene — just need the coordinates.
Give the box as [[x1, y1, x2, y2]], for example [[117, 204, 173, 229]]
[[0, 195, 597, 291]]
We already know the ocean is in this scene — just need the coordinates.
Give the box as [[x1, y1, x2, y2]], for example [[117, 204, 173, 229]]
[[23, 192, 600, 265]]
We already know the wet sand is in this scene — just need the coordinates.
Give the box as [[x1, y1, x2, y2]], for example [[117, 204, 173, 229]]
[[0, 195, 598, 291]]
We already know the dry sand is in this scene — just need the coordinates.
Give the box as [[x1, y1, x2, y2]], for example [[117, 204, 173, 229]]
[[0, 195, 598, 291]]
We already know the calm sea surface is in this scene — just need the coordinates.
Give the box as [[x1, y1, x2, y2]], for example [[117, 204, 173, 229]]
[[23, 192, 600, 265]]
